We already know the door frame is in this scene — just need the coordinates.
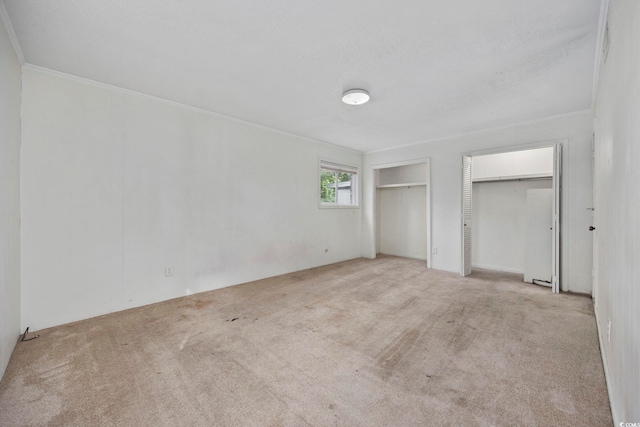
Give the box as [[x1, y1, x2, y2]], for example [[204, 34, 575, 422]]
[[460, 139, 565, 292], [591, 133, 598, 303], [371, 158, 432, 268]]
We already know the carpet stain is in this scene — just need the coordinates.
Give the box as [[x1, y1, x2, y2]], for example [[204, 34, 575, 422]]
[[394, 296, 418, 314], [377, 328, 420, 380], [193, 299, 214, 310], [456, 397, 469, 407]]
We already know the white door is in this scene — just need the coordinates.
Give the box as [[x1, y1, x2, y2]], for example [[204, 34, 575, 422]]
[[524, 189, 553, 285], [461, 156, 472, 276]]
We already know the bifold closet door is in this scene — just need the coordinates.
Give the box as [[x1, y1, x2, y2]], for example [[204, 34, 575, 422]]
[[461, 155, 472, 276]]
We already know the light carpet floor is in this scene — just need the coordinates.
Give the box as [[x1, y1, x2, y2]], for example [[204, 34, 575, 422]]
[[0, 256, 611, 426]]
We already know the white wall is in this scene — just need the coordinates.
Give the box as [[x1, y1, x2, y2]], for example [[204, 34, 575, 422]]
[[363, 111, 594, 293], [20, 67, 363, 331], [377, 186, 427, 260], [0, 14, 22, 378], [593, 0, 640, 423], [472, 147, 553, 181], [472, 179, 552, 273]]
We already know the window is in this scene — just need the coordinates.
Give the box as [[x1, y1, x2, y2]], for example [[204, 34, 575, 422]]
[[320, 160, 358, 207]]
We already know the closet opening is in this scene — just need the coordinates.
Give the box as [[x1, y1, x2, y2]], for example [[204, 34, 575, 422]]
[[373, 159, 431, 267], [461, 144, 562, 292]]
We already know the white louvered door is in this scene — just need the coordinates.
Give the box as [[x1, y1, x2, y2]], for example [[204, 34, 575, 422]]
[[461, 155, 472, 276], [552, 144, 562, 293]]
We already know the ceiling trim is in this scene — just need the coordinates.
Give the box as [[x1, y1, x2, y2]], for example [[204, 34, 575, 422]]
[[365, 109, 593, 154], [591, 0, 611, 109], [22, 64, 363, 155], [0, 0, 24, 64]]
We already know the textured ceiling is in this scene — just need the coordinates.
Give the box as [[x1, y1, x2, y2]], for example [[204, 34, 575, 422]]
[[4, 0, 603, 152]]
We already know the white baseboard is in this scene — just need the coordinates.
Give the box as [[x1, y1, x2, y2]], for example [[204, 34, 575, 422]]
[[594, 305, 618, 425], [378, 251, 427, 261], [471, 263, 523, 275]]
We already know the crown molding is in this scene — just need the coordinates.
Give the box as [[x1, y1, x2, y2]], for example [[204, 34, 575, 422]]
[[23, 64, 364, 155], [591, 0, 611, 109], [366, 109, 593, 154], [0, 1, 25, 64]]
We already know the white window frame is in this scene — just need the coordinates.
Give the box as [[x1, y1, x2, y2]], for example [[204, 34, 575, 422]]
[[319, 159, 359, 208]]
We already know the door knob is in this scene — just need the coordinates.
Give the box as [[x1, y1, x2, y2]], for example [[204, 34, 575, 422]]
[[589, 226, 596, 231]]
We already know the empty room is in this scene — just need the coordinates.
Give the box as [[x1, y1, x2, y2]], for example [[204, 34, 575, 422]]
[[0, 0, 638, 425]]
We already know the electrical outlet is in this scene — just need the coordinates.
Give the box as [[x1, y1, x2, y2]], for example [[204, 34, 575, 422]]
[[607, 319, 611, 341], [165, 266, 174, 277], [432, 247, 438, 254]]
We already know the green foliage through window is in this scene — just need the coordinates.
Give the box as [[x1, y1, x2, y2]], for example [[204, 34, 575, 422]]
[[321, 171, 336, 203], [320, 161, 357, 206]]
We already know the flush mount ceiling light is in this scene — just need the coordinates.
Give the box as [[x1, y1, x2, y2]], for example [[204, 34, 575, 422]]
[[342, 89, 370, 105]]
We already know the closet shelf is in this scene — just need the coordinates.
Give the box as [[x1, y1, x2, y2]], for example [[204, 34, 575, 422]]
[[376, 182, 426, 188]]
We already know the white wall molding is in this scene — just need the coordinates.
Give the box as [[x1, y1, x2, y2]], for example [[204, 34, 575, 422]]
[[0, 1, 24, 64], [366, 111, 592, 154], [22, 64, 362, 155], [591, 0, 611, 109]]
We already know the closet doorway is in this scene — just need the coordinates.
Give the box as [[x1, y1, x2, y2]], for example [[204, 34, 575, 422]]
[[461, 144, 562, 292], [373, 159, 431, 267]]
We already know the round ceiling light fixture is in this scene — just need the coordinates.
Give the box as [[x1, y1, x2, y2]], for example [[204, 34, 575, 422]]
[[342, 89, 370, 105]]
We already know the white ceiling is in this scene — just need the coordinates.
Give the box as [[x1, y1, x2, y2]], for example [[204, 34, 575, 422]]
[[4, 0, 603, 152]]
